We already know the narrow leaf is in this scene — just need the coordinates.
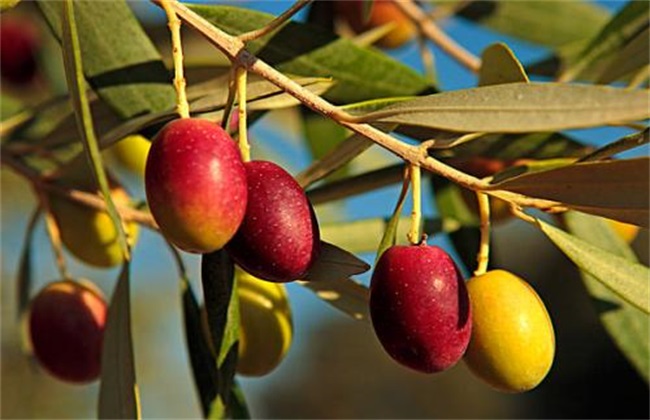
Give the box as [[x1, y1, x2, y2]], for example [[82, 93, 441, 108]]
[[201, 250, 240, 418], [578, 129, 649, 162], [565, 211, 649, 382], [537, 219, 650, 314], [189, 5, 433, 103], [561, 1, 649, 82], [375, 167, 409, 263], [303, 241, 370, 282], [301, 111, 350, 181], [297, 276, 370, 322], [491, 158, 649, 227], [60, 0, 129, 257], [98, 263, 141, 419], [16, 207, 41, 318], [38, 0, 175, 118], [597, 25, 650, 84], [478, 43, 529, 86], [181, 278, 218, 418], [359, 83, 649, 133]]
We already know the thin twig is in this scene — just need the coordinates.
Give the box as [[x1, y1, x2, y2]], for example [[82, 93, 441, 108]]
[[36, 188, 71, 280], [239, 0, 312, 42], [394, 0, 480, 73]]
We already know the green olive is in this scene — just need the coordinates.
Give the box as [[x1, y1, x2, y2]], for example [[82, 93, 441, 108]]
[[236, 269, 293, 376], [464, 270, 555, 393]]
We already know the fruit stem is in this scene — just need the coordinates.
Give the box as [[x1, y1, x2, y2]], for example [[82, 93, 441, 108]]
[[407, 163, 423, 245], [36, 188, 71, 280], [236, 66, 251, 162], [474, 191, 491, 276], [160, 0, 190, 119]]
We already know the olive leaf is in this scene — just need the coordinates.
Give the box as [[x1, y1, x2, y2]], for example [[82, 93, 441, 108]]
[[189, 4, 433, 103], [478, 43, 529, 86], [375, 166, 410, 263], [490, 158, 649, 227], [16, 207, 42, 318], [536, 218, 650, 314], [201, 250, 241, 419], [357, 83, 649, 133], [98, 263, 141, 419], [38, 0, 175, 118], [564, 211, 649, 382]]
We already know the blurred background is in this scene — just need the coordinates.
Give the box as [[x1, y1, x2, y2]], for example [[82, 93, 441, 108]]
[[2, 0, 648, 418]]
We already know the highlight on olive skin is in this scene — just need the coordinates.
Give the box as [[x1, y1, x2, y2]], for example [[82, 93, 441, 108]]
[[370, 244, 472, 373], [28, 280, 107, 384], [464, 270, 556, 393]]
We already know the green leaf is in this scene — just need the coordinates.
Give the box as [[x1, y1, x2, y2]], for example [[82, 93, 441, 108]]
[[201, 250, 240, 419], [303, 241, 370, 282], [564, 211, 649, 382], [16, 208, 41, 318], [98, 263, 141, 419], [181, 278, 218, 418], [560, 1, 649, 82], [38, 0, 175, 118], [358, 83, 649, 133], [453, 0, 609, 48], [60, 0, 129, 258], [189, 5, 433, 103], [375, 167, 409, 263], [478, 43, 529, 86], [597, 25, 650, 84], [536, 218, 650, 314], [490, 158, 649, 228]]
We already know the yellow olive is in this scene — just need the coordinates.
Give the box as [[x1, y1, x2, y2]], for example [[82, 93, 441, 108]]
[[605, 218, 639, 244], [49, 186, 139, 268], [110, 134, 151, 177], [464, 270, 555, 393], [236, 269, 293, 377]]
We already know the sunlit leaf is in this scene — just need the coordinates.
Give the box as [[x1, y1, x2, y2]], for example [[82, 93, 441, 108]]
[[38, 0, 175, 118], [536, 219, 650, 314], [98, 263, 141, 419], [297, 275, 370, 322], [491, 158, 649, 227], [301, 111, 350, 181], [189, 4, 433, 103], [0, 0, 20, 12], [578, 129, 649, 162], [564, 211, 649, 382], [358, 83, 649, 133], [478, 43, 529, 86]]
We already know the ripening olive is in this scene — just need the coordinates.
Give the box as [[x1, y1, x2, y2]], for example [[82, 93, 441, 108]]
[[464, 270, 555, 393], [236, 269, 293, 376]]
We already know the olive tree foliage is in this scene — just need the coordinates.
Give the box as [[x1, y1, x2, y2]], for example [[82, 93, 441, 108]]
[[1, 0, 648, 418]]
